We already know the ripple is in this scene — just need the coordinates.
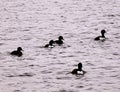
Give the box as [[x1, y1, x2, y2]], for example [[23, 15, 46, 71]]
[[13, 90, 22, 92], [52, 89, 76, 92], [0, 0, 120, 92], [5, 73, 35, 77]]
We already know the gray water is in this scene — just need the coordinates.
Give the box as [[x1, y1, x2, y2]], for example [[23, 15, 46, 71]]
[[0, 0, 120, 92]]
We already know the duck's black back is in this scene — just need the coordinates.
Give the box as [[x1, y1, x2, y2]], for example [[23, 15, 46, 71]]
[[44, 44, 49, 48], [10, 50, 22, 57], [71, 69, 78, 74], [94, 36, 100, 40], [55, 40, 63, 45]]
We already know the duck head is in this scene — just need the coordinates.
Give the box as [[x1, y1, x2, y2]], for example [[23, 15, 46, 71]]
[[17, 47, 23, 51], [58, 36, 64, 40], [101, 30, 106, 37], [78, 62, 82, 71]]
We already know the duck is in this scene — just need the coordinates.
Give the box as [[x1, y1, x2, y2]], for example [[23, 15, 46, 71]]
[[71, 63, 86, 75], [44, 40, 55, 48], [54, 36, 64, 45], [94, 30, 106, 41], [10, 47, 23, 57]]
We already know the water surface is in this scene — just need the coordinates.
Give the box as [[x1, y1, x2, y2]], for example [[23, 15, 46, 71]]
[[0, 0, 120, 92]]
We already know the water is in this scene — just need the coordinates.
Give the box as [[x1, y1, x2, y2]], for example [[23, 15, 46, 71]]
[[0, 0, 120, 92]]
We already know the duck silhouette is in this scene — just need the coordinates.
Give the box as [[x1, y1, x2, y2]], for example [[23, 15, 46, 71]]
[[54, 36, 64, 45], [94, 30, 106, 41], [10, 47, 23, 57], [71, 63, 86, 75], [44, 40, 55, 48]]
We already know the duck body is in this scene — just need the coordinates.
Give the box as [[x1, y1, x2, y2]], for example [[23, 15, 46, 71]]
[[44, 44, 54, 48], [44, 40, 54, 48], [71, 63, 85, 75], [71, 69, 85, 75], [44, 44, 49, 48], [55, 40, 63, 45], [10, 47, 23, 57], [71, 69, 79, 74], [94, 30, 106, 41], [94, 36, 105, 41]]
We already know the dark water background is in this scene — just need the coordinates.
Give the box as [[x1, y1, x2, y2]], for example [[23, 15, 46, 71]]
[[0, 0, 120, 92]]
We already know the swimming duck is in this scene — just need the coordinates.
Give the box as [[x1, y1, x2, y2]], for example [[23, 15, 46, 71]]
[[71, 63, 85, 75], [94, 30, 106, 41], [54, 36, 64, 45], [44, 40, 55, 48], [10, 47, 23, 57]]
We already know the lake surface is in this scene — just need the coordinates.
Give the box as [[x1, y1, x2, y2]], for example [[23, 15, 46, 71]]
[[0, 0, 120, 92]]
